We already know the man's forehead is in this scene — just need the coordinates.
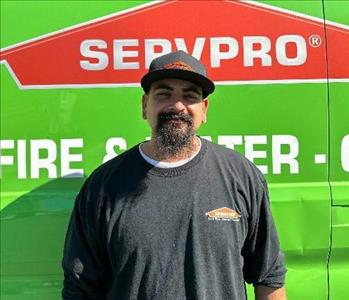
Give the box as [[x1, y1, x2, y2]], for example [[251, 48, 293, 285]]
[[150, 78, 202, 93]]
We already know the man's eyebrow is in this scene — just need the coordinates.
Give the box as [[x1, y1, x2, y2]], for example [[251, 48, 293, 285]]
[[152, 84, 173, 91], [183, 86, 201, 95]]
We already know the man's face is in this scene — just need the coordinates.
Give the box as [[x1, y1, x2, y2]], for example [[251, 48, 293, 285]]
[[142, 78, 208, 150]]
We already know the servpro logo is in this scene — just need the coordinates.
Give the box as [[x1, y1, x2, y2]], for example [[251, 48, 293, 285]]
[[80, 35, 308, 71], [0, 0, 348, 89], [206, 207, 241, 222]]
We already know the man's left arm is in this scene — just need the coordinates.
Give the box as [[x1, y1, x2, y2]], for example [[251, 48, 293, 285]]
[[242, 175, 287, 297], [254, 285, 287, 300]]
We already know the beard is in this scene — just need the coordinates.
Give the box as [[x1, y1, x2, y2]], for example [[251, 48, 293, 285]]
[[154, 111, 195, 157]]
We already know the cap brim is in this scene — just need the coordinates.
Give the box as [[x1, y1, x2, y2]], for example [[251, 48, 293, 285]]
[[141, 69, 215, 98]]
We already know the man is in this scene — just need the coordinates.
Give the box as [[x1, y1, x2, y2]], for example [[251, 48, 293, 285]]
[[62, 50, 287, 300]]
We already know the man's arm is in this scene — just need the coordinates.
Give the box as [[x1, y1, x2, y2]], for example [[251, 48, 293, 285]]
[[242, 175, 287, 293], [254, 285, 287, 300], [62, 178, 109, 299]]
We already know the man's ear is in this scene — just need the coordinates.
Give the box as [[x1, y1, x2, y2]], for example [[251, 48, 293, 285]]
[[201, 98, 209, 123], [142, 94, 148, 119]]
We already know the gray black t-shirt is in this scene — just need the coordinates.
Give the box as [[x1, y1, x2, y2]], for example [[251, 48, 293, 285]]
[[62, 138, 286, 300]]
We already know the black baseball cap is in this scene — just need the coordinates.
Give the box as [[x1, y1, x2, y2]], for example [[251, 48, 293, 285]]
[[141, 50, 215, 98]]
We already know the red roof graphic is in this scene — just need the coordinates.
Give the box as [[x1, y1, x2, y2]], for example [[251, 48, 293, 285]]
[[0, 0, 348, 89]]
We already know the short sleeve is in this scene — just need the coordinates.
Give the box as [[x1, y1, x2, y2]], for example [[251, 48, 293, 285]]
[[242, 178, 286, 288]]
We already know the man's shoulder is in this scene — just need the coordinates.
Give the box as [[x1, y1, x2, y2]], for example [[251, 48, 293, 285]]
[[203, 139, 265, 183], [204, 138, 250, 165], [74, 145, 142, 211], [88, 144, 140, 184]]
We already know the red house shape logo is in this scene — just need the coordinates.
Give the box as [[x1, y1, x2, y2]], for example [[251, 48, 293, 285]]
[[0, 0, 348, 89], [206, 207, 241, 221]]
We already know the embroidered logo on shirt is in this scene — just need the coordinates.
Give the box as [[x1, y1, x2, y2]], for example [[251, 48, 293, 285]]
[[205, 207, 241, 222]]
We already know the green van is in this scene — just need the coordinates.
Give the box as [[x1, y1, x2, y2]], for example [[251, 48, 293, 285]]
[[1, 1, 348, 299]]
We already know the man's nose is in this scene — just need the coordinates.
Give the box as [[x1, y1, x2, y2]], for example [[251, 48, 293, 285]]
[[170, 96, 186, 112]]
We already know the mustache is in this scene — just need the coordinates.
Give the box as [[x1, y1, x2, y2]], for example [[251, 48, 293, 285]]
[[157, 112, 193, 124]]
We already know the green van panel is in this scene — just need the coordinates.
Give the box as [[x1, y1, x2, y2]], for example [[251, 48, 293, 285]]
[[329, 206, 349, 300], [1, 1, 347, 299], [324, 1, 349, 300]]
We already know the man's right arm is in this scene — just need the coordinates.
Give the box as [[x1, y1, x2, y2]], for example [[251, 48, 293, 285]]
[[62, 179, 109, 299]]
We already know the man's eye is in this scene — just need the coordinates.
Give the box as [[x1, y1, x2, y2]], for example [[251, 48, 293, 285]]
[[156, 92, 171, 97], [184, 94, 200, 101]]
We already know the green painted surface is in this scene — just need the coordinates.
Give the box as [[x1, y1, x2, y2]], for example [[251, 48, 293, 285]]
[[329, 206, 349, 300], [325, 2, 349, 300], [268, 184, 330, 299], [1, 0, 348, 299], [328, 83, 349, 206]]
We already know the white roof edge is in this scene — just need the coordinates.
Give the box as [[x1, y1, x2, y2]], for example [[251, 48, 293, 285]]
[[10, 79, 349, 90], [215, 79, 349, 85]]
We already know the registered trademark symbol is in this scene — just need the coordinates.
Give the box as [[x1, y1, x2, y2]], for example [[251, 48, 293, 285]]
[[309, 34, 322, 48]]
